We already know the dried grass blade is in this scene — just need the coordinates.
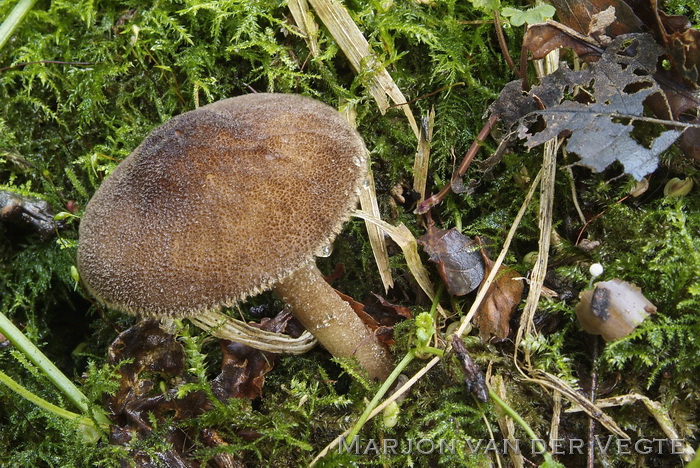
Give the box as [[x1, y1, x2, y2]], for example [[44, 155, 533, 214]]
[[359, 169, 394, 291], [524, 369, 628, 439], [288, 0, 319, 56], [352, 210, 446, 316], [413, 108, 435, 202], [307, 0, 419, 138], [191, 310, 317, 355]]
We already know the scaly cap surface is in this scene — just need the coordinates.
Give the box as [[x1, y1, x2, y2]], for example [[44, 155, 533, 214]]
[[77, 93, 367, 317]]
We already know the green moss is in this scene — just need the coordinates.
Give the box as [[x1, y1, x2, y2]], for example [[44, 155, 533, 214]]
[[1, 0, 699, 465]]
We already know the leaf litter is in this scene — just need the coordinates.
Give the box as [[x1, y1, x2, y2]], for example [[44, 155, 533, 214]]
[[492, 33, 682, 180]]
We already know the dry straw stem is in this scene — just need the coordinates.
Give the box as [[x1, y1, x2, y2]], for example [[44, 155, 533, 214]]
[[524, 369, 628, 439], [511, 50, 634, 446], [352, 210, 446, 316], [492, 374, 525, 468], [288, 0, 319, 56], [566, 393, 696, 462], [358, 168, 394, 291], [340, 104, 394, 291], [190, 311, 317, 354], [306, 0, 420, 139], [515, 49, 560, 353], [549, 390, 563, 452], [413, 108, 435, 201]]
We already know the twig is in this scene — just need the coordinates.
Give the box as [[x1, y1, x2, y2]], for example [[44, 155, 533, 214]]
[[566, 166, 587, 225], [0, 60, 94, 73], [587, 337, 599, 468], [416, 114, 499, 214], [493, 10, 517, 74]]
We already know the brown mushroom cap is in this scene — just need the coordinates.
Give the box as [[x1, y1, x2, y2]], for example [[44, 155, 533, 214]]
[[78, 93, 367, 317]]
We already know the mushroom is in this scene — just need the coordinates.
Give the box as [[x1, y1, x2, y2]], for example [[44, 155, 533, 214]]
[[78, 93, 393, 381]]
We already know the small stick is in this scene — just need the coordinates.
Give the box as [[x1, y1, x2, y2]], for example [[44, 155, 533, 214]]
[[587, 337, 599, 468], [493, 10, 518, 74], [416, 114, 498, 214]]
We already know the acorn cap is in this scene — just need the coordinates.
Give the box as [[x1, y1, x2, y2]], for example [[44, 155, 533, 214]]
[[77, 93, 367, 317]]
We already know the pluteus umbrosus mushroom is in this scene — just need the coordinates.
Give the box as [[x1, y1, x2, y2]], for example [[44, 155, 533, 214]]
[[78, 93, 393, 381]]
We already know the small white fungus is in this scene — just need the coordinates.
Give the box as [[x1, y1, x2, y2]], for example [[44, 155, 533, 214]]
[[589, 263, 604, 278]]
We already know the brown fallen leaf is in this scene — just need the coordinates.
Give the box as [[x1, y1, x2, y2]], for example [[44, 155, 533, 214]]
[[418, 225, 485, 296], [335, 290, 397, 346], [106, 320, 213, 466], [474, 244, 524, 343], [105, 316, 298, 465], [212, 310, 301, 400], [372, 293, 413, 320]]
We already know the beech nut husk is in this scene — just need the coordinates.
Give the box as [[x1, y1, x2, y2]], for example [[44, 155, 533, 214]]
[[663, 177, 693, 198], [575, 279, 656, 342]]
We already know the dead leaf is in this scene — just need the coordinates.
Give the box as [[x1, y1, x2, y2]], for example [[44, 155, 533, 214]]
[[522, 21, 604, 62], [335, 290, 397, 346], [543, 0, 700, 160], [212, 310, 302, 400], [452, 335, 488, 402], [105, 318, 288, 465], [372, 293, 413, 320], [548, 0, 643, 39], [514, 34, 682, 180], [418, 225, 485, 296], [474, 247, 524, 342], [106, 321, 213, 466]]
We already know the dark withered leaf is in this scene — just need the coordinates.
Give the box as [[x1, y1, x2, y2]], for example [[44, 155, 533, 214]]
[[474, 247, 524, 343], [542, 0, 700, 160], [212, 340, 272, 401], [452, 335, 488, 403], [106, 320, 188, 418], [212, 310, 300, 401], [335, 290, 396, 346], [518, 34, 681, 180], [488, 81, 537, 130], [106, 321, 214, 466], [548, 0, 643, 38], [522, 22, 604, 62], [418, 226, 485, 296], [0, 190, 62, 240], [372, 293, 413, 320], [106, 319, 270, 465]]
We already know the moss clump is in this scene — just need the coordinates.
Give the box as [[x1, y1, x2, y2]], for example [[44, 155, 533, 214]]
[[1, 0, 699, 466]]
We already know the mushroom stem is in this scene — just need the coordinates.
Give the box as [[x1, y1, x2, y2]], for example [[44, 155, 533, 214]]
[[273, 262, 393, 381]]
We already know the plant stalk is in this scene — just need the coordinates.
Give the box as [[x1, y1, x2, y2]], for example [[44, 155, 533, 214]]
[[0, 311, 111, 426], [0, 0, 38, 51]]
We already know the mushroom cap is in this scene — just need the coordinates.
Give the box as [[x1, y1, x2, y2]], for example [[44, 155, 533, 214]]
[[77, 93, 367, 317]]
